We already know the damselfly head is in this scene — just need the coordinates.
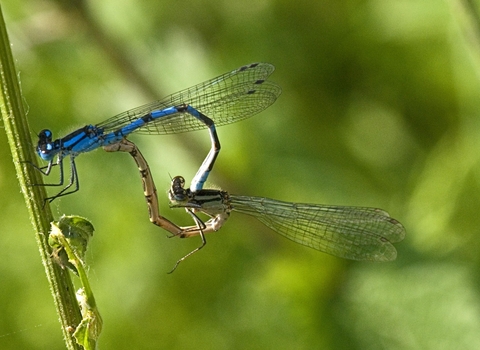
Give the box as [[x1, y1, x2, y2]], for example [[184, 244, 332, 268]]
[[37, 129, 55, 160], [168, 176, 188, 204]]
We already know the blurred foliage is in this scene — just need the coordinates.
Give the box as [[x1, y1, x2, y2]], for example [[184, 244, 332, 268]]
[[1, 0, 480, 349]]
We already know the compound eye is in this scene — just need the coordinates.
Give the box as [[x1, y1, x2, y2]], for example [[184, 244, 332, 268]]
[[38, 129, 53, 141], [174, 176, 185, 187]]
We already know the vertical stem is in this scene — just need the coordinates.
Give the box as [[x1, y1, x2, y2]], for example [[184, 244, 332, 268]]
[[0, 4, 82, 350]]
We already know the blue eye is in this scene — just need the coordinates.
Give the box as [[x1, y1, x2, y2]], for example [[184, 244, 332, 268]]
[[39, 129, 52, 140]]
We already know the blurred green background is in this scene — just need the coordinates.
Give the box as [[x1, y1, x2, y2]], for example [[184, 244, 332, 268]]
[[2, 0, 480, 349]]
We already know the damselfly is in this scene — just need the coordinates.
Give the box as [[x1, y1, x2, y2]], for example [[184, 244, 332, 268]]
[[110, 139, 405, 272], [168, 176, 406, 271], [33, 63, 281, 202]]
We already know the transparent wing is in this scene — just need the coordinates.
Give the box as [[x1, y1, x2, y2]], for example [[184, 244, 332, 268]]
[[97, 63, 281, 135], [230, 195, 405, 261]]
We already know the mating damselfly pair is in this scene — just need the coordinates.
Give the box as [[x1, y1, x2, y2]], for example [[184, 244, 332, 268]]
[[31, 63, 405, 271]]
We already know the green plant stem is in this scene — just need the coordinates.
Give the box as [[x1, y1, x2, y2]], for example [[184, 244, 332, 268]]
[[0, 4, 82, 350]]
